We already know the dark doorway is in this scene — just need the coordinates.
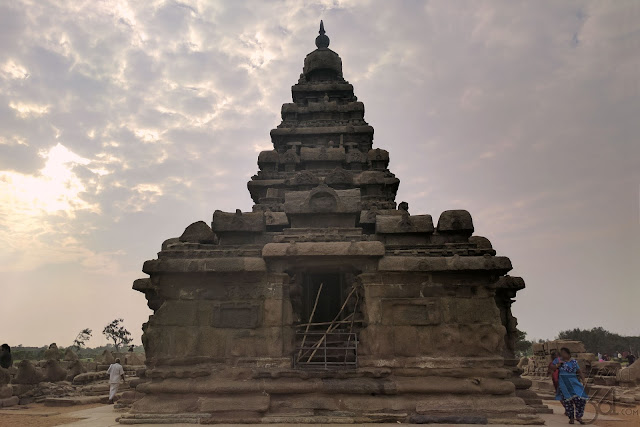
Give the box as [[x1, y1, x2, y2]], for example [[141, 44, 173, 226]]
[[294, 271, 360, 369], [301, 273, 344, 325]]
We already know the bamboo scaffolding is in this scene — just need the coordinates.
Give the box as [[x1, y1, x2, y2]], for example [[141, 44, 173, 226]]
[[296, 312, 354, 360], [296, 319, 363, 328], [344, 292, 360, 363], [296, 283, 323, 361], [306, 286, 357, 363]]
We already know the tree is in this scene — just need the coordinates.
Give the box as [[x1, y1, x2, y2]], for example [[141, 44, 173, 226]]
[[72, 328, 93, 351], [515, 328, 533, 356], [102, 319, 132, 353], [557, 327, 640, 356]]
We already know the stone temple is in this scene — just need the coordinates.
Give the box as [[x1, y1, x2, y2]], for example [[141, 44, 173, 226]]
[[128, 22, 542, 425]]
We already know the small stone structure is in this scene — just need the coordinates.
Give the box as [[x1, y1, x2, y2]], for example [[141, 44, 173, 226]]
[[128, 22, 541, 424], [525, 340, 596, 377]]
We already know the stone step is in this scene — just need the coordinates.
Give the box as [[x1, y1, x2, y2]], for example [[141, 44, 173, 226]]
[[43, 394, 122, 406]]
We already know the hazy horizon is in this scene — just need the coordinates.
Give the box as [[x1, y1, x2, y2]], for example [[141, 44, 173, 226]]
[[1, 0, 638, 348]]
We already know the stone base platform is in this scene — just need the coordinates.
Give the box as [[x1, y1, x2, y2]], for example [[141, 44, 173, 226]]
[[125, 371, 544, 425]]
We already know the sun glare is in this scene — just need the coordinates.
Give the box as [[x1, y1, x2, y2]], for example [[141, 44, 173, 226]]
[[0, 143, 98, 218]]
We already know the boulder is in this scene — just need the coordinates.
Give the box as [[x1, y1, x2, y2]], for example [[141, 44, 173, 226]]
[[14, 360, 43, 385], [11, 384, 36, 396], [43, 344, 61, 361], [0, 396, 19, 408], [43, 360, 67, 382], [66, 359, 87, 382], [125, 352, 145, 366], [63, 348, 79, 361], [0, 384, 12, 399], [72, 371, 108, 385], [0, 367, 10, 385], [517, 357, 529, 369], [100, 350, 115, 364], [617, 360, 640, 384]]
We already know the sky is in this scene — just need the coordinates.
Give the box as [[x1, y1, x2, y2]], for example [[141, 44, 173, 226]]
[[0, 0, 638, 348]]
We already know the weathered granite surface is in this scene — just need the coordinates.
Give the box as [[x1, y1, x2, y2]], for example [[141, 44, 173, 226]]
[[129, 22, 540, 425]]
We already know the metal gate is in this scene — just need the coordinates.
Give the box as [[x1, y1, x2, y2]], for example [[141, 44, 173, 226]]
[[294, 330, 357, 369]]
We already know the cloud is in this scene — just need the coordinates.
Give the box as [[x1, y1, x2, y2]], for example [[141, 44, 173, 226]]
[[0, 0, 637, 346]]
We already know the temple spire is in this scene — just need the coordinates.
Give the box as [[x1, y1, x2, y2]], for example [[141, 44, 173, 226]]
[[315, 20, 330, 49]]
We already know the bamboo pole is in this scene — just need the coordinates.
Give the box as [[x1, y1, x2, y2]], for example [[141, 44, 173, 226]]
[[306, 286, 357, 363], [344, 292, 360, 363], [297, 283, 323, 361], [296, 319, 363, 327]]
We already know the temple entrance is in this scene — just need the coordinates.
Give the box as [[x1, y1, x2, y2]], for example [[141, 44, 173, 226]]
[[302, 273, 345, 325], [293, 271, 361, 370]]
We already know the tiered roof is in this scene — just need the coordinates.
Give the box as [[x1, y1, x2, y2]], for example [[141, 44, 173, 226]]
[[248, 22, 399, 215]]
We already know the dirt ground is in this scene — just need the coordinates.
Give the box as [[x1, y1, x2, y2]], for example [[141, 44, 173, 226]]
[[1, 401, 638, 426], [0, 403, 103, 427], [546, 399, 640, 426]]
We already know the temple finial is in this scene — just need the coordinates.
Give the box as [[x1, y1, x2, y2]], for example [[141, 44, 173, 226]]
[[315, 20, 330, 49]]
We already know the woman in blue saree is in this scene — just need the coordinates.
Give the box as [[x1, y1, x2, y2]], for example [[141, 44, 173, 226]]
[[551, 347, 589, 424]]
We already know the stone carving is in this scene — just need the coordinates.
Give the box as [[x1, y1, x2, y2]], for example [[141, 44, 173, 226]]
[[100, 349, 115, 365], [284, 186, 360, 214], [345, 149, 366, 164], [258, 150, 279, 171], [437, 210, 475, 235], [43, 343, 61, 361], [286, 170, 319, 186], [212, 210, 264, 233], [0, 368, 10, 385], [63, 348, 78, 361], [14, 360, 43, 385], [264, 209, 288, 227], [279, 148, 300, 171], [368, 148, 390, 170], [211, 304, 262, 329], [129, 21, 538, 425], [325, 168, 354, 187], [376, 214, 434, 234], [66, 359, 87, 382], [179, 221, 217, 244], [42, 359, 67, 382]]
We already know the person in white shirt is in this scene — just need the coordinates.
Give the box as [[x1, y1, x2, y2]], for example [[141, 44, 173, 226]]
[[106, 358, 125, 404]]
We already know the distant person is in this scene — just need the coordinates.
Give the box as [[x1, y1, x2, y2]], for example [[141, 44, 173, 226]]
[[628, 354, 636, 365], [617, 352, 622, 360], [106, 358, 125, 404], [597, 352, 602, 361], [550, 347, 588, 424], [0, 344, 12, 369], [128, 345, 134, 353]]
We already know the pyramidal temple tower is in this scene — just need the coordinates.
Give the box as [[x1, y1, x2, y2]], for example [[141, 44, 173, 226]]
[[128, 23, 542, 424]]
